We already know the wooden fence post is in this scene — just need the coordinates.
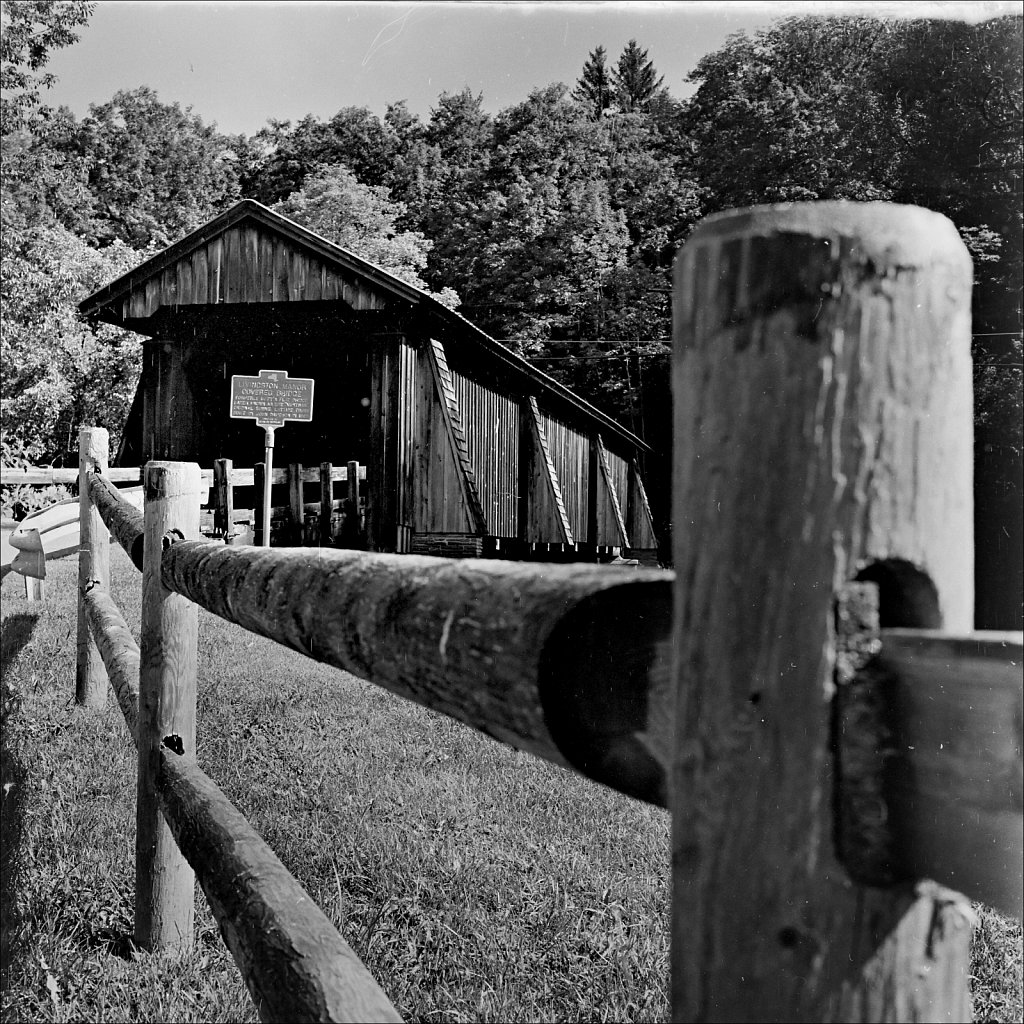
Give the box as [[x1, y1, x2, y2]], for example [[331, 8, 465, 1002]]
[[348, 460, 360, 539], [213, 457, 233, 539], [136, 460, 201, 950], [76, 426, 109, 706], [289, 462, 304, 544], [320, 461, 333, 544], [669, 204, 975, 1021], [254, 462, 266, 547]]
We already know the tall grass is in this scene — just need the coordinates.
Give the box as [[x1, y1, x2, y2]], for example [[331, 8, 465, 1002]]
[[1, 547, 1019, 1022], [1, 548, 669, 1022]]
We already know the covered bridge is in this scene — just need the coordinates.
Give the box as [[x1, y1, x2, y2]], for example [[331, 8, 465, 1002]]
[[79, 200, 658, 562]]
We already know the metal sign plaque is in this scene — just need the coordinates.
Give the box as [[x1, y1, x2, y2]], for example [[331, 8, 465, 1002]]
[[230, 369, 315, 428]]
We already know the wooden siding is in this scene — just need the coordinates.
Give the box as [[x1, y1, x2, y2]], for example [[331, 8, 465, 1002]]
[[540, 411, 589, 542], [425, 340, 487, 535], [627, 460, 659, 551], [450, 368, 519, 539], [524, 397, 574, 545], [595, 436, 630, 548], [415, 345, 472, 535], [119, 224, 391, 320], [395, 339, 418, 549]]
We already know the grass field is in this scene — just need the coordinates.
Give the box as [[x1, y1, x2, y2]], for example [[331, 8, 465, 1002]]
[[1, 546, 1020, 1022]]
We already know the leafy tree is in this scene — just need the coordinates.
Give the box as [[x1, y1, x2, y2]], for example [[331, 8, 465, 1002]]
[[244, 106, 397, 205], [573, 46, 614, 120], [612, 39, 665, 113], [71, 87, 242, 247], [0, 0, 93, 131], [1, 105, 96, 236], [271, 163, 458, 307], [1, 223, 146, 462]]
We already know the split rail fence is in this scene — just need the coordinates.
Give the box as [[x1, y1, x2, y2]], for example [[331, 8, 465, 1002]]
[[12, 202, 1024, 1023], [3, 458, 367, 547]]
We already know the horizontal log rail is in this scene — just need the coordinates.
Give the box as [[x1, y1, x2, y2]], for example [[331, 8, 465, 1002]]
[[2, 466, 144, 485], [156, 742, 402, 1023], [87, 471, 145, 571], [160, 539, 673, 805], [82, 584, 140, 740]]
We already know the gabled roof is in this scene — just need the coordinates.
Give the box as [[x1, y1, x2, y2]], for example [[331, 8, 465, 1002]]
[[78, 200, 650, 452]]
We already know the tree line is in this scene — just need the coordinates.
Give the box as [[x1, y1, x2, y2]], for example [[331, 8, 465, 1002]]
[[2, 4, 1020, 490]]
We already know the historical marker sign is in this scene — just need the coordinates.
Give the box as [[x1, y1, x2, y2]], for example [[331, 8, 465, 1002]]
[[230, 369, 315, 428], [230, 369, 315, 547]]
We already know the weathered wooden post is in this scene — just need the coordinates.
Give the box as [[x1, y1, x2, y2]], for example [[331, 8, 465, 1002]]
[[76, 426, 110, 706], [213, 458, 233, 539], [347, 459, 360, 539], [137, 460, 201, 950], [670, 204, 975, 1021], [320, 461, 334, 544], [254, 462, 266, 547], [289, 462, 304, 544]]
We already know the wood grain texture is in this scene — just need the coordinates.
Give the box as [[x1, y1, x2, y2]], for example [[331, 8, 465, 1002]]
[[136, 462, 201, 951], [627, 459, 658, 552], [87, 471, 145, 571], [595, 434, 630, 548], [82, 585, 140, 743], [527, 397, 574, 545], [427, 339, 487, 535], [161, 540, 672, 804], [0, 467, 143, 485], [156, 744, 401, 1023], [670, 203, 975, 1021], [77, 428, 109, 707], [214, 458, 234, 538]]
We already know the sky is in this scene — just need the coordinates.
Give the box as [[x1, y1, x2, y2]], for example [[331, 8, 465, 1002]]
[[39, 0, 1020, 137]]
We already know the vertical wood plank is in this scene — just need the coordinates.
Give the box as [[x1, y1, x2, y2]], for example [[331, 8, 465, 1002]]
[[347, 460, 360, 508], [273, 237, 288, 302], [320, 462, 333, 544], [76, 427, 110, 706], [254, 462, 266, 547], [213, 458, 233, 538], [289, 463, 304, 544], [669, 203, 975, 1022], [136, 460, 200, 951], [193, 248, 208, 305], [209, 238, 224, 303], [225, 229, 242, 303]]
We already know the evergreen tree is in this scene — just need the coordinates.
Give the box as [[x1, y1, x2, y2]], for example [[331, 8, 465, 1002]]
[[612, 39, 665, 113], [573, 46, 613, 120]]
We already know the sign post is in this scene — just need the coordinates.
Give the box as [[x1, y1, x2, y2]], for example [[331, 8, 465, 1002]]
[[229, 370, 315, 547]]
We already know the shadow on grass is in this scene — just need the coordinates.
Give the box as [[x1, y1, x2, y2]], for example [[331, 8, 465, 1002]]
[[86, 926, 138, 962], [1, 611, 37, 992]]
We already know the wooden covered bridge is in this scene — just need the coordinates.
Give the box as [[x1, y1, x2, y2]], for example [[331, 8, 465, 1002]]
[[79, 200, 658, 561]]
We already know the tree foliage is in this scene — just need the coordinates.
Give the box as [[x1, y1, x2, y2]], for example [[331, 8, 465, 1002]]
[[612, 39, 666, 113], [573, 46, 613, 120], [270, 163, 458, 306], [1, 224, 146, 462], [0, 0, 93, 130]]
